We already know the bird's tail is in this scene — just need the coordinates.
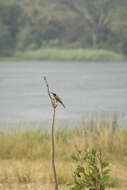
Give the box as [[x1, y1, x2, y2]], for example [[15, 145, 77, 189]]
[[62, 102, 66, 108]]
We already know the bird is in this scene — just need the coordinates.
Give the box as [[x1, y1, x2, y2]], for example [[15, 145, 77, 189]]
[[51, 92, 66, 108]]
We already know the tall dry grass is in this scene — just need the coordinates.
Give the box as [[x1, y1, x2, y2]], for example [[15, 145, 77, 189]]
[[0, 115, 127, 160], [0, 115, 127, 189]]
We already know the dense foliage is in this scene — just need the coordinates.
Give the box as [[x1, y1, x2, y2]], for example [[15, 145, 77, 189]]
[[71, 149, 110, 190], [0, 0, 127, 57]]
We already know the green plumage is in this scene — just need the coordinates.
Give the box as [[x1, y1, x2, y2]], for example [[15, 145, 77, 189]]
[[55, 95, 65, 108], [51, 92, 66, 108]]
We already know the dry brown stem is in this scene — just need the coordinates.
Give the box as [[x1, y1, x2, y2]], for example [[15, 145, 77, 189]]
[[44, 76, 58, 190]]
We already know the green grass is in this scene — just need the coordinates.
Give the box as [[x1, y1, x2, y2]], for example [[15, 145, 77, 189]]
[[16, 48, 126, 61], [1, 48, 126, 62]]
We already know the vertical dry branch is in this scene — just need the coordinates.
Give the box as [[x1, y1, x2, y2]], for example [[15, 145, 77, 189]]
[[44, 76, 58, 190]]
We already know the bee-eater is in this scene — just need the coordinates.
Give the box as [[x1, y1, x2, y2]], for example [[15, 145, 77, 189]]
[[51, 92, 65, 108]]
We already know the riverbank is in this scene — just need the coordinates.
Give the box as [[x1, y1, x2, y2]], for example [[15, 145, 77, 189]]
[[0, 48, 126, 62], [0, 117, 127, 189]]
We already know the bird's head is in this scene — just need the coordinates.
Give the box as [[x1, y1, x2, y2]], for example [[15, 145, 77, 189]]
[[51, 92, 56, 96]]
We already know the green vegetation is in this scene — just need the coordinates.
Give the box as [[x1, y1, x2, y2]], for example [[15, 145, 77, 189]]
[[71, 149, 110, 190], [0, 0, 127, 61], [0, 116, 127, 189], [14, 48, 126, 61]]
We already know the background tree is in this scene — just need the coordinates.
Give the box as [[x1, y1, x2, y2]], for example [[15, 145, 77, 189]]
[[68, 0, 115, 47], [0, 2, 25, 56], [0, 0, 127, 56]]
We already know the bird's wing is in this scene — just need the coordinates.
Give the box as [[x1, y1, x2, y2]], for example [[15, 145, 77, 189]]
[[56, 96, 65, 108]]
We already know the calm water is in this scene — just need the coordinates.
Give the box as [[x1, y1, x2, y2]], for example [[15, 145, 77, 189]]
[[0, 61, 127, 124]]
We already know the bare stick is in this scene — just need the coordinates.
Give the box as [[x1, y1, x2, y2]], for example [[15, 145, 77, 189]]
[[44, 76, 58, 190]]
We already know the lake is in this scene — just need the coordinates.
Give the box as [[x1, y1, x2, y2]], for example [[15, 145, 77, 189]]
[[0, 61, 127, 125]]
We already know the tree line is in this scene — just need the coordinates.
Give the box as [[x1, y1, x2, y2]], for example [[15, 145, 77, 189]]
[[0, 0, 127, 57]]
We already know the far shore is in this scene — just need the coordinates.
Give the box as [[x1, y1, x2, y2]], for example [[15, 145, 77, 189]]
[[0, 48, 126, 62]]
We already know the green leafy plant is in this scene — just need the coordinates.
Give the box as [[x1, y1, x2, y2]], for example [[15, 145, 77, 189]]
[[71, 149, 110, 190]]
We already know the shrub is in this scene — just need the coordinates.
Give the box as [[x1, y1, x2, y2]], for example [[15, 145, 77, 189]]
[[71, 149, 110, 190]]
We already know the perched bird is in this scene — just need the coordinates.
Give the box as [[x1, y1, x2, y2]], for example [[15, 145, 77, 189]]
[[51, 92, 66, 108]]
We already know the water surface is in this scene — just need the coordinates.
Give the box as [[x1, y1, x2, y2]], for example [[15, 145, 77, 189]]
[[0, 61, 127, 124]]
